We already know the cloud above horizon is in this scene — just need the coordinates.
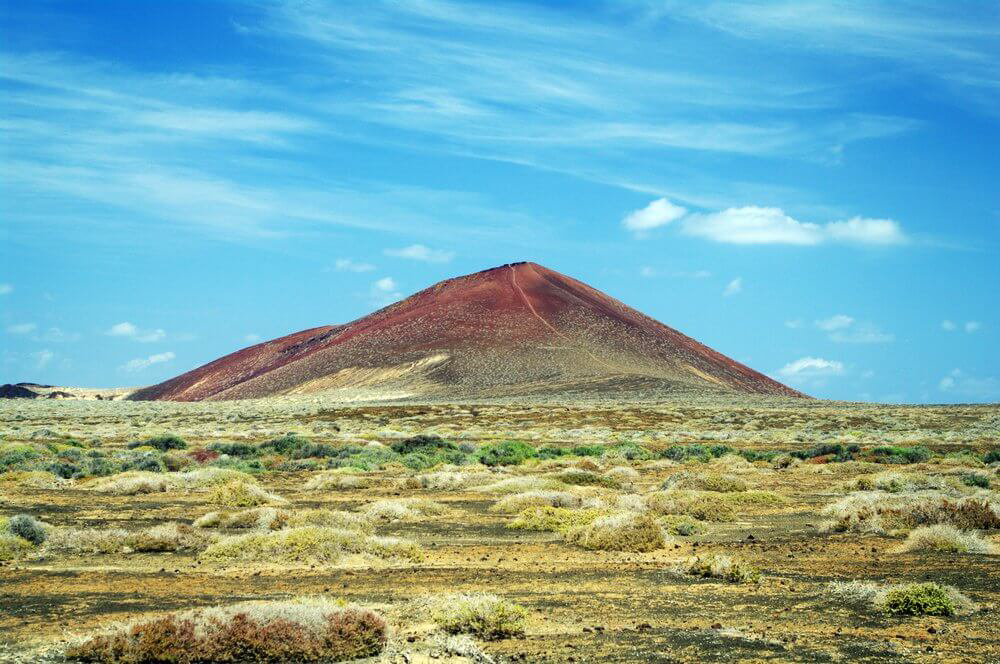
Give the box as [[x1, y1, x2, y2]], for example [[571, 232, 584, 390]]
[[384, 244, 455, 263], [122, 351, 175, 372], [107, 322, 166, 343], [778, 356, 845, 378], [682, 207, 907, 246], [622, 197, 687, 233]]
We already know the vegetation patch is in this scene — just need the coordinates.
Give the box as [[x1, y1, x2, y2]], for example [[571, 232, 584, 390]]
[[826, 580, 975, 616], [508, 506, 610, 532], [898, 525, 993, 554], [431, 593, 528, 640], [200, 526, 422, 565], [491, 490, 582, 513], [821, 491, 1000, 534], [550, 469, 620, 489], [66, 597, 388, 663], [662, 471, 748, 493], [476, 441, 538, 466], [360, 498, 448, 522], [565, 511, 666, 552], [686, 553, 760, 583], [207, 480, 286, 507], [659, 514, 706, 536]]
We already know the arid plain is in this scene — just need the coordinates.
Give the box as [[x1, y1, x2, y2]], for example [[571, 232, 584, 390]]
[[2, 394, 998, 663]]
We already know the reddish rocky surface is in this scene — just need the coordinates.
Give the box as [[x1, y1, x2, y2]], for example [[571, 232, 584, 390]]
[[131, 262, 803, 401]]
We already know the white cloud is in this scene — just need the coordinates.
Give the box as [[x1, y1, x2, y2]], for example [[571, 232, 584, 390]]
[[675, 269, 712, 279], [7, 322, 37, 335], [34, 327, 81, 343], [32, 349, 54, 369], [639, 266, 656, 278], [622, 197, 687, 233], [370, 276, 403, 306], [0, 283, 12, 295], [815, 314, 854, 331], [938, 369, 999, 399], [244, 333, 262, 343], [107, 321, 166, 343], [723, 277, 743, 296], [941, 319, 956, 331], [682, 206, 907, 246], [384, 244, 455, 263], [965, 321, 981, 333], [815, 314, 893, 343], [333, 258, 376, 273], [784, 319, 803, 329], [122, 351, 175, 372], [778, 357, 845, 378]]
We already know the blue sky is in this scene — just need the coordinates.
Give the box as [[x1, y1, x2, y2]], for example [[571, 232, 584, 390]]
[[1, 0, 998, 403]]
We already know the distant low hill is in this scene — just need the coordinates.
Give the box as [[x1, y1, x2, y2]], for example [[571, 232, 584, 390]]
[[131, 262, 804, 402]]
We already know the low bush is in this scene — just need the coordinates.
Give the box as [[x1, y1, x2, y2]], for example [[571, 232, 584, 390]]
[[659, 514, 706, 536], [984, 449, 1000, 465], [303, 472, 369, 491], [550, 469, 620, 489], [475, 476, 566, 495], [961, 472, 991, 489], [476, 441, 537, 467], [199, 526, 421, 564], [207, 441, 257, 457], [194, 507, 289, 531], [791, 443, 859, 463], [432, 593, 528, 640], [258, 433, 310, 455], [880, 582, 961, 616], [660, 444, 733, 463], [0, 532, 34, 560], [844, 471, 944, 493], [565, 511, 665, 552], [207, 480, 285, 507], [898, 525, 992, 554], [508, 506, 610, 532], [360, 498, 447, 522], [407, 470, 497, 491], [661, 472, 748, 493], [871, 445, 932, 465], [286, 509, 374, 533], [646, 489, 784, 522], [686, 553, 760, 583], [128, 434, 187, 452], [50, 523, 211, 554], [391, 434, 458, 455], [821, 491, 1000, 534], [604, 443, 653, 461], [491, 490, 582, 513], [7, 514, 48, 545], [66, 597, 388, 663]]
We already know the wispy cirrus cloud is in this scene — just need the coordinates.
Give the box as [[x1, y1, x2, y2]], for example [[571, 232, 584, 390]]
[[681, 207, 907, 246], [107, 322, 166, 343], [122, 351, 175, 372], [384, 244, 455, 263], [814, 315, 893, 344]]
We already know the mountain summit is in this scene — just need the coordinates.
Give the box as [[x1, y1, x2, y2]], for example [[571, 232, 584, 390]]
[[131, 262, 803, 401]]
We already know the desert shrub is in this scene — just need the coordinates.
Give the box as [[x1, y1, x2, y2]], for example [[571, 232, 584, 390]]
[[0, 532, 34, 560], [573, 458, 602, 472], [662, 472, 748, 493], [50, 523, 210, 554], [984, 449, 1000, 465], [898, 525, 992, 554], [128, 434, 187, 452], [686, 553, 760, 583], [551, 469, 620, 489], [791, 443, 859, 462], [49, 527, 132, 554], [961, 472, 991, 489], [491, 490, 582, 513], [391, 434, 458, 455], [821, 491, 1000, 534], [7, 514, 47, 545], [0, 470, 66, 488], [475, 476, 566, 495], [871, 445, 932, 465], [195, 507, 289, 531], [476, 441, 537, 467], [360, 498, 447, 522], [565, 511, 665, 552], [324, 445, 400, 471], [605, 466, 639, 481], [844, 471, 944, 494], [207, 441, 258, 457], [287, 509, 374, 533], [432, 593, 527, 640], [91, 471, 170, 495], [647, 489, 783, 521], [660, 444, 732, 463], [659, 514, 706, 536], [66, 597, 388, 663], [303, 472, 369, 491], [126, 523, 210, 552], [508, 506, 610, 532], [880, 583, 958, 616], [182, 468, 258, 486], [604, 443, 653, 461], [0, 443, 43, 471], [408, 470, 496, 491], [207, 480, 285, 507], [200, 526, 421, 564], [259, 433, 310, 454]]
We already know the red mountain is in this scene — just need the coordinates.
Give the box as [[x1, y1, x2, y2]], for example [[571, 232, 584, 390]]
[[130, 262, 803, 401]]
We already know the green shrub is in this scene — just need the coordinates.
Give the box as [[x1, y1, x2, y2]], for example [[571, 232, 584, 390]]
[[984, 449, 1000, 464], [207, 442, 258, 457], [432, 593, 528, 640], [791, 443, 859, 462], [200, 526, 421, 564], [128, 434, 187, 452], [207, 480, 285, 507], [604, 443, 653, 461], [871, 445, 932, 465], [552, 469, 620, 489], [879, 583, 956, 616], [0, 532, 33, 560], [659, 514, 706, 536], [508, 506, 609, 532], [7, 514, 47, 545], [391, 434, 458, 455], [259, 433, 310, 455], [476, 441, 537, 467], [686, 553, 760, 583], [565, 511, 665, 552], [961, 472, 991, 489], [66, 598, 388, 663]]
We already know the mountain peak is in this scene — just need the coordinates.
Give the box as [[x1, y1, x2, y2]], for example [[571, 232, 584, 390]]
[[131, 263, 804, 401]]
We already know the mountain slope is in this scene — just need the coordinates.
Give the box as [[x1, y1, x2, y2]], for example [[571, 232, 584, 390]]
[[130, 262, 804, 401]]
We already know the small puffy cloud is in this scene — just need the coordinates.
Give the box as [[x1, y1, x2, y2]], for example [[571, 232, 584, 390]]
[[938, 369, 999, 399], [815, 315, 893, 343], [815, 314, 854, 331], [370, 277, 402, 306], [622, 197, 687, 233], [333, 258, 375, 273], [107, 322, 166, 343], [778, 357, 845, 378], [122, 351, 175, 372], [384, 244, 454, 263], [32, 349, 54, 369], [825, 217, 907, 245], [7, 322, 37, 335], [0, 283, 12, 295], [682, 206, 907, 246], [723, 277, 742, 296], [941, 319, 956, 331], [965, 321, 981, 333]]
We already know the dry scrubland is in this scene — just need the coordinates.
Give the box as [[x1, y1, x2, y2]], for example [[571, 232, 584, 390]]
[[1, 395, 999, 663]]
